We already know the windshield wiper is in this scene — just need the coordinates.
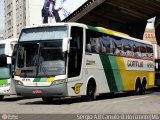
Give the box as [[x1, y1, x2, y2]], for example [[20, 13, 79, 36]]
[[36, 43, 41, 77]]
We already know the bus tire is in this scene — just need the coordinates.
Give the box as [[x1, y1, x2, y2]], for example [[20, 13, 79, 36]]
[[0, 95, 4, 101], [141, 78, 147, 95], [135, 79, 142, 95], [85, 80, 96, 101], [42, 97, 53, 103]]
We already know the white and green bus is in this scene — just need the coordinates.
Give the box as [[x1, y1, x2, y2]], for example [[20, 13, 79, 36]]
[[0, 38, 18, 100], [14, 23, 154, 102]]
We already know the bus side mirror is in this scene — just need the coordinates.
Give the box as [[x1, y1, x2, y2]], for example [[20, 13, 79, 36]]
[[7, 57, 12, 64], [62, 37, 72, 53]]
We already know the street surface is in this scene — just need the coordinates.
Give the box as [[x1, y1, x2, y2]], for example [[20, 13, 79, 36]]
[[0, 87, 160, 114]]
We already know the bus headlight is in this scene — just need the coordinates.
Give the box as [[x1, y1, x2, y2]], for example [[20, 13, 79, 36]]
[[15, 80, 23, 86], [51, 79, 66, 85]]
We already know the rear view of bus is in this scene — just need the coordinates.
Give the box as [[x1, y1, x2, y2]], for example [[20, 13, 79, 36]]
[[0, 38, 18, 100]]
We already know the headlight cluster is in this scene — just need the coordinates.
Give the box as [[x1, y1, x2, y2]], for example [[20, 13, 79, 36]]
[[15, 80, 23, 86], [51, 79, 66, 85]]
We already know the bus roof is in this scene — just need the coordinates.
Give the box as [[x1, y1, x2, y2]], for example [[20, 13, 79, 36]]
[[21, 22, 152, 45]]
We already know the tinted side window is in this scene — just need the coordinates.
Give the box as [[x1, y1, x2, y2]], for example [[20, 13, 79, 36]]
[[86, 30, 103, 53], [140, 43, 147, 59], [101, 36, 112, 54], [123, 39, 133, 57], [113, 38, 123, 56], [146, 44, 153, 60], [133, 42, 141, 58]]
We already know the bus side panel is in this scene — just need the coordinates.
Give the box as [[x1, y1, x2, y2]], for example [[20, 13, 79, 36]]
[[99, 54, 124, 92], [116, 57, 155, 91], [67, 54, 111, 97]]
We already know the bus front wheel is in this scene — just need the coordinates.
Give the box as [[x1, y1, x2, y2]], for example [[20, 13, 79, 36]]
[[85, 81, 96, 101], [42, 97, 53, 103], [0, 95, 4, 101]]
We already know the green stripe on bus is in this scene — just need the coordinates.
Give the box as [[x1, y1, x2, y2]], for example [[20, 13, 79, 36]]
[[87, 25, 108, 34], [87, 25, 100, 32], [33, 78, 41, 82], [40, 78, 47, 82], [109, 56, 124, 91], [0, 79, 8, 85], [100, 54, 118, 92]]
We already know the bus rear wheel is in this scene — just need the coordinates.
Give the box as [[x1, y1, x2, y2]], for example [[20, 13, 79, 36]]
[[135, 80, 145, 95], [141, 79, 147, 95], [0, 95, 4, 101], [135, 83, 141, 95], [42, 97, 53, 103]]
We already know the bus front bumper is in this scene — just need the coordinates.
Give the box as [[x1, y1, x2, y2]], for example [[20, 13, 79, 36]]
[[0, 85, 12, 95], [15, 83, 68, 97]]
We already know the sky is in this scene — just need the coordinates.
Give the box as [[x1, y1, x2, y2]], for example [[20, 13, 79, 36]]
[[0, 0, 4, 33]]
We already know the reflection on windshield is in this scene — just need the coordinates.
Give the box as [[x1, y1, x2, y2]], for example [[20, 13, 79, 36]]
[[16, 40, 66, 77], [0, 44, 5, 55], [0, 67, 10, 79]]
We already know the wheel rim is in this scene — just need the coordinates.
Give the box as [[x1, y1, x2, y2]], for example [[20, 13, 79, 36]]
[[136, 84, 140, 95], [87, 84, 95, 101]]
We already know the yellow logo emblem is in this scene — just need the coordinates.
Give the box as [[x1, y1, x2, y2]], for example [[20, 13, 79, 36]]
[[72, 83, 83, 94]]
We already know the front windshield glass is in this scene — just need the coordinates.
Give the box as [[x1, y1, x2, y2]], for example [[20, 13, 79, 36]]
[[0, 67, 10, 79], [19, 26, 67, 42], [16, 40, 66, 77], [0, 44, 10, 79]]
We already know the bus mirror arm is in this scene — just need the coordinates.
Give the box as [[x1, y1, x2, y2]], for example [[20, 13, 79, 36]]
[[62, 37, 72, 53]]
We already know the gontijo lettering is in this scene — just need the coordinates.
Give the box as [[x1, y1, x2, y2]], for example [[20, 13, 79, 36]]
[[127, 60, 143, 67]]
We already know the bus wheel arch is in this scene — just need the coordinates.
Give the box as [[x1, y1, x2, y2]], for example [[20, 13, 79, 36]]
[[85, 78, 97, 101]]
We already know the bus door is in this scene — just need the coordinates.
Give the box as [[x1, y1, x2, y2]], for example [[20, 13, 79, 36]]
[[68, 27, 83, 79]]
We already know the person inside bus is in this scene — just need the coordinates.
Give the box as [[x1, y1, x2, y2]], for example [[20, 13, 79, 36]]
[[90, 38, 100, 53], [86, 42, 91, 52], [115, 47, 124, 56]]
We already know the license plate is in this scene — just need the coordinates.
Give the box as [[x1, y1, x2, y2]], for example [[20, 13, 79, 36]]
[[32, 90, 42, 94]]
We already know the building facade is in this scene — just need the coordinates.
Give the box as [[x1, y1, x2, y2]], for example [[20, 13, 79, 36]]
[[0, 34, 4, 40], [143, 18, 160, 59], [4, 0, 43, 39], [4, 0, 88, 39]]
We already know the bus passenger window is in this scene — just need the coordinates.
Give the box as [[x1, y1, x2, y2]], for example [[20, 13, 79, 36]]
[[140, 43, 147, 59], [133, 42, 141, 59], [101, 36, 111, 54], [113, 38, 123, 56], [123, 39, 133, 57], [146, 44, 153, 60], [90, 38, 100, 53], [86, 43, 91, 52]]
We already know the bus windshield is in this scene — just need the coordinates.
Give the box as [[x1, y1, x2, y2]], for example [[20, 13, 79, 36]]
[[0, 44, 10, 79], [19, 26, 68, 42], [16, 40, 66, 78]]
